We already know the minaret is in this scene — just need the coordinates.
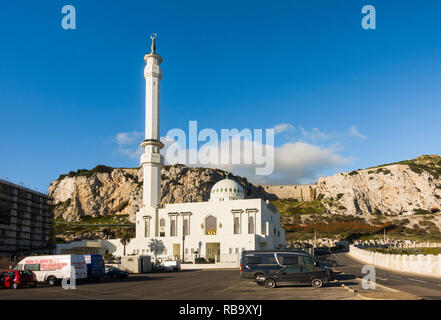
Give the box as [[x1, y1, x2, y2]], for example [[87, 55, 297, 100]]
[[139, 33, 164, 238]]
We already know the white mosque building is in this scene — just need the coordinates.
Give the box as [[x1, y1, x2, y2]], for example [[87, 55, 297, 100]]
[[57, 35, 285, 262]]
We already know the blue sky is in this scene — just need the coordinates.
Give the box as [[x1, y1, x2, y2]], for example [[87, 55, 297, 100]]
[[1, 0, 441, 192]]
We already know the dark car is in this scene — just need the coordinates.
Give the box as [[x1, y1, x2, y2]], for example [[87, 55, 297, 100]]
[[105, 265, 129, 279], [330, 244, 348, 253], [2, 270, 38, 289], [240, 250, 317, 281], [256, 260, 332, 289], [152, 262, 173, 273]]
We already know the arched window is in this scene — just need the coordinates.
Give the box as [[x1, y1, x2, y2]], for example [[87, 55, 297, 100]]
[[205, 216, 217, 235], [160, 218, 166, 237], [248, 216, 254, 234], [144, 219, 150, 238], [170, 219, 176, 237], [183, 218, 189, 236], [234, 217, 240, 234]]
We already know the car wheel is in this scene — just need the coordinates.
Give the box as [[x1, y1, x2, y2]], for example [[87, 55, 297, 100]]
[[254, 273, 264, 281], [311, 278, 323, 288], [264, 279, 276, 289], [12, 282, 18, 290], [47, 276, 57, 286], [31, 282, 37, 288]]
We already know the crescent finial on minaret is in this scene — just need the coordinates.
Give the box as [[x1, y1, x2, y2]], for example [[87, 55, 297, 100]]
[[150, 33, 157, 54]]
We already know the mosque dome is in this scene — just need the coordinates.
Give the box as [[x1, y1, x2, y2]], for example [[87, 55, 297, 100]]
[[210, 178, 244, 201]]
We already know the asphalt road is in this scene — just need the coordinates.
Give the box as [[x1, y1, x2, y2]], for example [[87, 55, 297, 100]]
[[332, 252, 441, 300], [0, 269, 358, 300]]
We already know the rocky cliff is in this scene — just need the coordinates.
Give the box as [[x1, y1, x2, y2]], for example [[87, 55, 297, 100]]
[[49, 155, 441, 225], [316, 155, 441, 216], [49, 165, 274, 223]]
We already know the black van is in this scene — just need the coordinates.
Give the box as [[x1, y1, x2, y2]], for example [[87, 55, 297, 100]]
[[240, 250, 311, 280]]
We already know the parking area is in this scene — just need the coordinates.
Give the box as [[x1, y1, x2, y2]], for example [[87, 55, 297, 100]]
[[0, 269, 359, 300]]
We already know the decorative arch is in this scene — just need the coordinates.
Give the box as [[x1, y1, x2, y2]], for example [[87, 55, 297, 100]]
[[183, 218, 189, 236], [170, 219, 176, 237], [205, 215, 217, 235], [248, 216, 254, 234]]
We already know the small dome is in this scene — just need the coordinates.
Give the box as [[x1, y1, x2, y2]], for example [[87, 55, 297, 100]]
[[210, 178, 244, 201]]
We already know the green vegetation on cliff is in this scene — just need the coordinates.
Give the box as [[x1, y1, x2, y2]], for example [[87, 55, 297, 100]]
[[272, 199, 325, 215], [57, 165, 117, 180], [54, 214, 135, 243], [369, 155, 441, 179]]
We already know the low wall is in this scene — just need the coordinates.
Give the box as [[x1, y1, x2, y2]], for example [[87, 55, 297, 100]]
[[259, 184, 316, 201], [349, 245, 441, 277]]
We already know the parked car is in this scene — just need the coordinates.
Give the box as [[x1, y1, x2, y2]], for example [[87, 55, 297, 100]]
[[255, 259, 332, 289], [2, 270, 38, 289], [162, 260, 181, 271], [330, 244, 348, 253], [105, 265, 129, 279], [240, 250, 315, 280], [15, 255, 88, 286], [152, 262, 173, 273]]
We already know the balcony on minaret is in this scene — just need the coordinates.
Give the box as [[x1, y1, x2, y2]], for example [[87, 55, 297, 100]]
[[144, 63, 162, 78]]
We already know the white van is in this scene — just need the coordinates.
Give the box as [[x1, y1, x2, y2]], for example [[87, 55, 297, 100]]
[[15, 255, 88, 286]]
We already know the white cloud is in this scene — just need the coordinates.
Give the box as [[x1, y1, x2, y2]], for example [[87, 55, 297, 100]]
[[160, 135, 349, 185], [114, 124, 353, 184], [212, 141, 349, 185], [114, 131, 144, 159], [348, 126, 367, 139], [299, 127, 332, 141], [273, 123, 295, 135]]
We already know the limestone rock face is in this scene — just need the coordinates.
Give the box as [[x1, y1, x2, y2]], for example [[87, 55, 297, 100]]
[[49, 165, 272, 222], [316, 164, 441, 216], [49, 155, 441, 223], [49, 168, 141, 223]]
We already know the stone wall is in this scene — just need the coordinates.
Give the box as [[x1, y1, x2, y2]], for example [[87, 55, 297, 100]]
[[259, 184, 316, 201], [349, 245, 441, 277]]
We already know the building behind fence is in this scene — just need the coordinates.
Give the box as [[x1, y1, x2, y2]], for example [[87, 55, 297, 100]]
[[0, 179, 54, 258]]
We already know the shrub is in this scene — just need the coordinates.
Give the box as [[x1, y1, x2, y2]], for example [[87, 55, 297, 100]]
[[413, 208, 431, 215], [195, 257, 207, 264], [375, 168, 392, 175]]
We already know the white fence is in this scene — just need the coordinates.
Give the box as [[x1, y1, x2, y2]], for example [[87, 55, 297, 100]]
[[354, 241, 441, 249], [349, 245, 441, 277]]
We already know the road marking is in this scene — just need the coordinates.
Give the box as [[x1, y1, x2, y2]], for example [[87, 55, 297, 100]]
[[409, 278, 427, 283], [390, 275, 402, 279], [214, 285, 235, 295], [376, 277, 388, 281]]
